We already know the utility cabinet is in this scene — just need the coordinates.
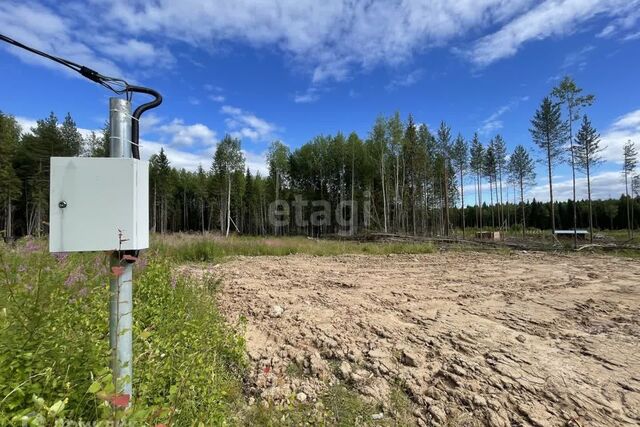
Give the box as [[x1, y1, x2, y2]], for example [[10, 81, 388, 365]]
[[49, 157, 149, 252]]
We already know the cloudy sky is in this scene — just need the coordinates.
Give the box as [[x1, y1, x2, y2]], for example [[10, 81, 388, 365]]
[[1, 0, 639, 203]]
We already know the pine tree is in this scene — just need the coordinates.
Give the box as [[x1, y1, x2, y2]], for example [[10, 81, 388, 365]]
[[437, 122, 452, 236], [552, 76, 595, 248], [623, 140, 638, 238], [451, 134, 468, 238], [493, 134, 507, 228], [0, 112, 22, 241], [484, 142, 497, 228], [60, 113, 84, 156], [575, 115, 604, 243], [469, 133, 484, 231], [508, 145, 536, 238], [17, 112, 64, 236], [149, 148, 172, 234], [530, 97, 565, 235]]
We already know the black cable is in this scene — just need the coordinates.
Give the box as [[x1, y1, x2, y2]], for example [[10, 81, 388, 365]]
[[0, 33, 129, 95], [128, 85, 163, 159], [1, 33, 163, 159]]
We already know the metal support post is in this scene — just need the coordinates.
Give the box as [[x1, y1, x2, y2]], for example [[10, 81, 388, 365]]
[[109, 97, 134, 403]]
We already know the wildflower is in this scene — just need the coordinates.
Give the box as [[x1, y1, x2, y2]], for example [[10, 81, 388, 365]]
[[65, 268, 87, 287], [24, 240, 40, 254], [53, 252, 69, 262], [170, 275, 178, 289], [77, 287, 89, 298], [17, 265, 27, 273]]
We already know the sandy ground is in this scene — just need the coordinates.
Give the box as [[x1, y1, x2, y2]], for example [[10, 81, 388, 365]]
[[186, 251, 640, 426]]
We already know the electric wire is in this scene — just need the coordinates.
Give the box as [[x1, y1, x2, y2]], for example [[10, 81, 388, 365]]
[[0, 32, 163, 159]]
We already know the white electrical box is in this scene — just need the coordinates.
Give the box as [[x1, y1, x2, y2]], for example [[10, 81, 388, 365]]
[[49, 157, 149, 252]]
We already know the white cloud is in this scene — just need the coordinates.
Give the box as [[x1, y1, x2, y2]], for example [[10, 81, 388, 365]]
[[478, 96, 529, 135], [601, 109, 640, 164], [96, 37, 175, 69], [208, 94, 225, 103], [6, 1, 639, 81], [157, 119, 217, 147], [465, 0, 639, 67], [293, 87, 320, 104], [243, 150, 268, 176], [623, 31, 640, 41], [0, 1, 123, 78], [220, 105, 277, 141], [385, 69, 423, 91], [187, 96, 201, 105], [561, 45, 594, 71], [63, 0, 540, 81]]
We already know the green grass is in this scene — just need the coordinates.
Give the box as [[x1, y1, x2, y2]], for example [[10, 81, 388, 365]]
[[0, 239, 246, 425], [150, 233, 436, 263]]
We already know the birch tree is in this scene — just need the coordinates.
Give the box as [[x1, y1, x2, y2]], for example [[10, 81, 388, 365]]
[[213, 135, 245, 237]]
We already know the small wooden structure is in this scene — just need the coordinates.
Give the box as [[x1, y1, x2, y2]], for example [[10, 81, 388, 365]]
[[476, 231, 501, 240]]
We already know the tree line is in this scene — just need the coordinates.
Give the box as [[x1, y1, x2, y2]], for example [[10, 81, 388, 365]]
[[1, 76, 639, 241]]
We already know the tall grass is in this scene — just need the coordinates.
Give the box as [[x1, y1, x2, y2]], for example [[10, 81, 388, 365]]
[[151, 234, 436, 262], [0, 239, 246, 425]]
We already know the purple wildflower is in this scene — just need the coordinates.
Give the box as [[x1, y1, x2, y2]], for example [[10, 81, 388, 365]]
[[170, 275, 178, 289], [65, 267, 87, 287], [77, 287, 89, 298], [53, 252, 69, 262], [24, 240, 40, 254]]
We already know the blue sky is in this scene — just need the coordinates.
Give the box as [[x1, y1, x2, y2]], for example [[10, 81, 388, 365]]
[[1, 0, 640, 203]]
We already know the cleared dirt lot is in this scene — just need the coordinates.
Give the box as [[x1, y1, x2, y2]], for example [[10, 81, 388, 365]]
[[191, 251, 640, 426]]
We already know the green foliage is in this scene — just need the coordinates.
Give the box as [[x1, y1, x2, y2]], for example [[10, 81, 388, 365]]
[[0, 239, 246, 425]]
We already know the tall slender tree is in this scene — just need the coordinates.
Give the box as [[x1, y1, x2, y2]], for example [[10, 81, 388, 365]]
[[213, 135, 245, 237], [623, 140, 638, 239], [371, 117, 388, 233], [552, 76, 594, 248], [469, 134, 484, 231], [387, 113, 404, 230], [267, 140, 291, 235], [530, 97, 565, 235], [452, 134, 468, 238], [437, 122, 452, 236], [493, 134, 507, 228], [575, 115, 604, 243], [484, 142, 497, 228], [508, 145, 536, 238]]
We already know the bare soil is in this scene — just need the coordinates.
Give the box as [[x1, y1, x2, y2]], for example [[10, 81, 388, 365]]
[[185, 251, 640, 426]]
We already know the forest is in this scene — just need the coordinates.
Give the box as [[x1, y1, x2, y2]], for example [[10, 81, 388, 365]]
[[1, 77, 639, 241]]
